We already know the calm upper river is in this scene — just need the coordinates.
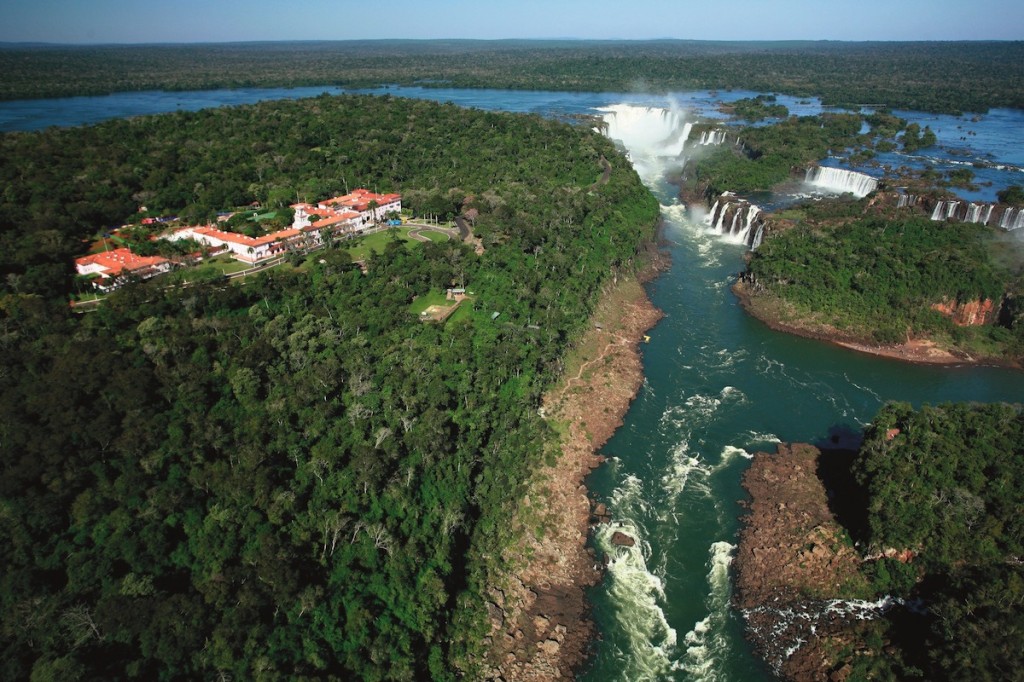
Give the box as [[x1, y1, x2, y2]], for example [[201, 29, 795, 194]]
[[5, 86, 1022, 681]]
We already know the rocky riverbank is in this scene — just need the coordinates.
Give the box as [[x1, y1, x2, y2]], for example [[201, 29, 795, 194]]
[[736, 443, 893, 682], [479, 249, 666, 681]]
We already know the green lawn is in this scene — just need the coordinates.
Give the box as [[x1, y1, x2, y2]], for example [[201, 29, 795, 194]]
[[344, 228, 416, 261], [419, 229, 450, 243], [87, 237, 123, 254], [73, 289, 106, 303], [446, 301, 474, 324], [410, 289, 455, 315], [207, 256, 253, 275], [409, 291, 476, 325]]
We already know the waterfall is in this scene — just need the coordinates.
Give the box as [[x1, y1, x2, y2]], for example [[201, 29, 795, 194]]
[[706, 193, 765, 249], [599, 105, 693, 162], [729, 211, 741, 236], [699, 130, 728, 146], [737, 206, 761, 245], [931, 201, 961, 221], [706, 200, 720, 227], [965, 204, 984, 223], [982, 205, 994, 225], [804, 167, 878, 198], [751, 224, 766, 250], [930, 201, 1021, 228], [1000, 207, 1024, 230], [897, 194, 918, 209], [715, 203, 731, 232]]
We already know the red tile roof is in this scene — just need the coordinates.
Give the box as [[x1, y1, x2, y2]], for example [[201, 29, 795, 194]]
[[76, 248, 169, 276], [192, 226, 300, 247], [319, 189, 401, 212], [311, 210, 360, 228]]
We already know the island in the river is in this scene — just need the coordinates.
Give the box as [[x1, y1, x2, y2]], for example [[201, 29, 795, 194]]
[[736, 402, 1024, 681]]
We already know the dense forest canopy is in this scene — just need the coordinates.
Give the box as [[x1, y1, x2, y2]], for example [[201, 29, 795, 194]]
[[2, 40, 1023, 114], [845, 402, 1024, 679], [0, 94, 660, 679]]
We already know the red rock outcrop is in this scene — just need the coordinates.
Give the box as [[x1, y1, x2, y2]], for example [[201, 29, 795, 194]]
[[930, 297, 997, 326]]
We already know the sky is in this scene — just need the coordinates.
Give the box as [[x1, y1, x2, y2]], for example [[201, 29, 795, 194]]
[[1, 0, 1022, 44]]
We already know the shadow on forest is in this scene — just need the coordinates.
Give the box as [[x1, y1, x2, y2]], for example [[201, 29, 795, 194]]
[[814, 424, 870, 545]]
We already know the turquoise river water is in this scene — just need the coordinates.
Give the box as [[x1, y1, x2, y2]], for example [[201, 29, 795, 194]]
[[5, 86, 1023, 681]]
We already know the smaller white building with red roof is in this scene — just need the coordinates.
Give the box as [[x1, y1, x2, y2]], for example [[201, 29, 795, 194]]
[[75, 248, 171, 290]]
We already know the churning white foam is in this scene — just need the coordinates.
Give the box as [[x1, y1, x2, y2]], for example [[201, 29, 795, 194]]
[[600, 104, 693, 184], [660, 201, 689, 226], [745, 431, 781, 446], [717, 445, 754, 471], [661, 440, 712, 507], [600, 104, 692, 157], [677, 541, 736, 679], [596, 475, 678, 680], [659, 386, 751, 502], [659, 200, 726, 267]]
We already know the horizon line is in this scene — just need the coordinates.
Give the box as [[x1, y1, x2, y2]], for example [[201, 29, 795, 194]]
[[3, 37, 1023, 48]]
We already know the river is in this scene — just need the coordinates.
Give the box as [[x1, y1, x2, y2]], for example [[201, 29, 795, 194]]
[[580, 148, 1024, 681], [5, 86, 1023, 681]]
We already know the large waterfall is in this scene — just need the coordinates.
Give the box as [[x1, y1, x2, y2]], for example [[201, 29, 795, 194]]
[[599, 105, 693, 178], [804, 167, 878, 198]]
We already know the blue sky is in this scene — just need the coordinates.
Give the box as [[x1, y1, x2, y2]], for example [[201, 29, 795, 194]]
[[2, 0, 1022, 43]]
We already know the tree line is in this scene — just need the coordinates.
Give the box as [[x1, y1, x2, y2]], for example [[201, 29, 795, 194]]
[[2, 40, 1023, 114]]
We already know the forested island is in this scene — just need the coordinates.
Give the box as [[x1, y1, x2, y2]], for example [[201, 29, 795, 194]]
[[0, 94, 660, 679], [736, 209, 1024, 364], [2, 40, 1024, 114], [736, 402, 1024, 681]]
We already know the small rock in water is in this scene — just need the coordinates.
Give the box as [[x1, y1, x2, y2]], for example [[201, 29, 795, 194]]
[[610, 531, 636, 547]]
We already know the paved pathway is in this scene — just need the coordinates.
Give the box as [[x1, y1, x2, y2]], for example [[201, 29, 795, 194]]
[[405, 223, 458, 242]]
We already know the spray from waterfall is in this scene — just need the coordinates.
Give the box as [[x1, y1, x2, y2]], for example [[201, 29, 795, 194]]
[[599, 104, 694, 182]]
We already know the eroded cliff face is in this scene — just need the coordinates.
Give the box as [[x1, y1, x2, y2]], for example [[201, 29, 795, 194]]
[[930, 297, 998, 326]]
